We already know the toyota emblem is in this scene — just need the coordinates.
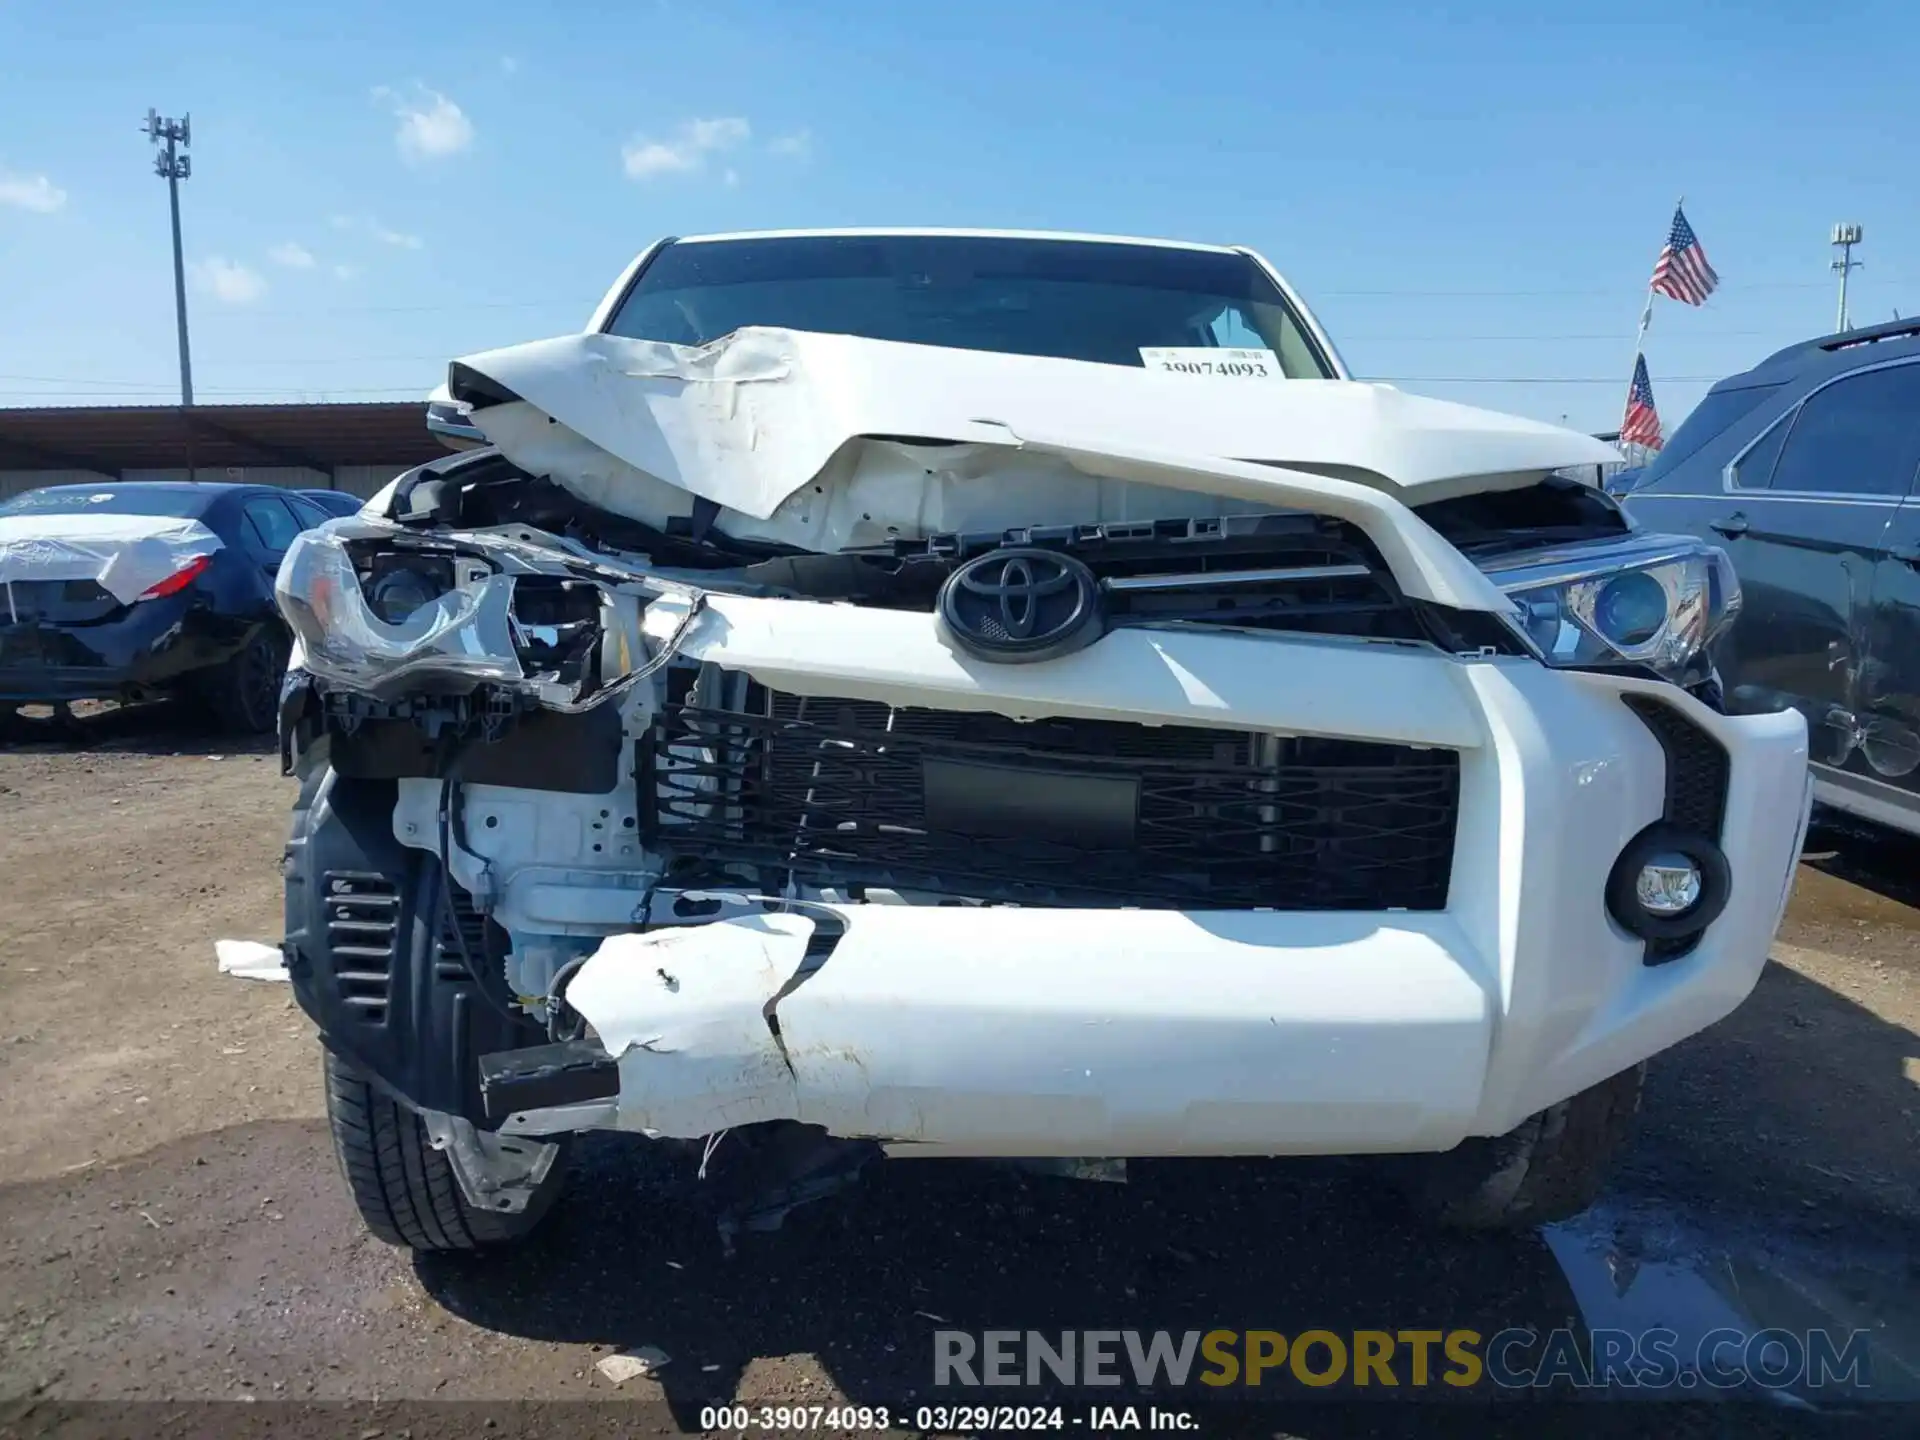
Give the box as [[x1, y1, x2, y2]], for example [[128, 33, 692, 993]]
[[936, 547, 1106, 664]]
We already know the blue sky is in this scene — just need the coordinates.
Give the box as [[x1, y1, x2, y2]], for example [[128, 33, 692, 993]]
[[1, 0, 1913, 434]]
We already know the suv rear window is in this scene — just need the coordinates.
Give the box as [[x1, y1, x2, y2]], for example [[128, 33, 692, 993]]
[[608, 234, 1334, 376]]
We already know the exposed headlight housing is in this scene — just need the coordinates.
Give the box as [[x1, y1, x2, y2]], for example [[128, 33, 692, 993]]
[[1481, 535, 1741, 683], [275, 526, 522, 696]]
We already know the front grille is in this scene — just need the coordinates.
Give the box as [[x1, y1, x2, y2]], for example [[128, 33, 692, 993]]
[[644, 687, 1460, 910], [323, 870, 399, 1025], [1624, 694, 1729, 838]]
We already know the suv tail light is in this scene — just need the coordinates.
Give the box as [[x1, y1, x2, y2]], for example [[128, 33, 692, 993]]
[[138, 554, 212, 600]]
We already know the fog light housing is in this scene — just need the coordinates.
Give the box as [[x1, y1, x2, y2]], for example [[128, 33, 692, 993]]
[[1605, 823, 1731, 952]]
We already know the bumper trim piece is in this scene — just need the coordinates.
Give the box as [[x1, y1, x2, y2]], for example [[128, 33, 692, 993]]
[[477, 1039, 621, 1122], [1621, 693, 1733, 962]]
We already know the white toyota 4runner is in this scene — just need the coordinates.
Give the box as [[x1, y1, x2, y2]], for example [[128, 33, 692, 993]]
[[271, 229, 1810, 1250]]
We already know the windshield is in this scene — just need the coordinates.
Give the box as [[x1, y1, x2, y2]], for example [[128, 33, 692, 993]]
[[608, 234, 1334, 377], [0, 487, 212, 519]]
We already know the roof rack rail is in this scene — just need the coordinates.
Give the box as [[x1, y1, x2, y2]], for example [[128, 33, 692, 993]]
[[1819, 316, 1920, 351], [1752, 315, 1920, 372]]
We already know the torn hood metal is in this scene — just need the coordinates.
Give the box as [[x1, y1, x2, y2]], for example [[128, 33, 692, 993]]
[[447, 326, 1622, 523]]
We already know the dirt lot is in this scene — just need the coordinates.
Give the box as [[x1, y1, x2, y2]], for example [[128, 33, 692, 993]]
[[1, 704, 1917, 1429]]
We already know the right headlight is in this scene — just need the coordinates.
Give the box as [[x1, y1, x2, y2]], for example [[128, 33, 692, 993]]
[[1480, 534, 1742, 682]]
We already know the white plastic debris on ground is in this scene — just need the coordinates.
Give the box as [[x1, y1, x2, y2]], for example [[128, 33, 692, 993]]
[[0, 512, 225, 608], [216, 940, 290, 983], [595, 1347, 670, 1386]]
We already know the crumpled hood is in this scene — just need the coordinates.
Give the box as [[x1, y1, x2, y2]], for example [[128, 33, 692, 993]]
[[448, 326, 1621, 520]]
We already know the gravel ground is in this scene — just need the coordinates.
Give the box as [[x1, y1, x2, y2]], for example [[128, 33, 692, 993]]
[[0, 703, 1916, 1434]]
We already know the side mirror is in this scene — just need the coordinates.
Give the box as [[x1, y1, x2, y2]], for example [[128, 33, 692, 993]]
[[426, 398, 488, 452]]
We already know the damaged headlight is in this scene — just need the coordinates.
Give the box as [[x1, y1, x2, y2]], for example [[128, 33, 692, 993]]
[[275, 526, 523, 694], [1483, 535, 1741, 682]]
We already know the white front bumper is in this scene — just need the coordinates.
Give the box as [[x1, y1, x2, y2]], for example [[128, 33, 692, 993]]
[[528, 596, 1811, 1157]]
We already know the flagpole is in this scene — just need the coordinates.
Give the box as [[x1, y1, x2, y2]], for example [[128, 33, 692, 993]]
[[1623, 194, 1682, 464]]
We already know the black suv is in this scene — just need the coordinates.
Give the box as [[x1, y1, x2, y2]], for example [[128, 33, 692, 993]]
[[1626, 317, 1920, 836]]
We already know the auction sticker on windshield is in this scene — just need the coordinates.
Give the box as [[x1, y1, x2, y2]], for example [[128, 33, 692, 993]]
[[1139, 347, 1283, 378]]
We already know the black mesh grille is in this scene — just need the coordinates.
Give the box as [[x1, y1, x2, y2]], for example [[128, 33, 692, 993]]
[[323, 870, 398, 1026], [1624, 694, 1729, 838], [645, 688, 1460, 910], [1624, 694, 1731, 965]]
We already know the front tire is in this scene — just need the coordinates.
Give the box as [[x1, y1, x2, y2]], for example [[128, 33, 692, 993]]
[[323, 1051, 567, 1252], [1398, 1064, 1646, 1230]]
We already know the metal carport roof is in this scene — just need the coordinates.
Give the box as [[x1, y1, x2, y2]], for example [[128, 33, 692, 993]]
[[0, 403, 445, 477]]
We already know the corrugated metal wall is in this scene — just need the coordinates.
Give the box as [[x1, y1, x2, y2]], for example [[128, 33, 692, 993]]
[[0, 463, 407, 503]]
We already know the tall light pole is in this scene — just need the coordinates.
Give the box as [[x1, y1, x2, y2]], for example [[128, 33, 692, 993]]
[[146, 109, 193, 406], [1830, 223, 1863, 335]]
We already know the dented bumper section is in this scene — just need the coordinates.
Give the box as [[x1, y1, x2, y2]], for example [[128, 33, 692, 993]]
[[512, 907, 1495, 1157]]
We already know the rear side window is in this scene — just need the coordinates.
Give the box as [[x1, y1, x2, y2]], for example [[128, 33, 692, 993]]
[[1640, 383, 1783, 483], [1752, 364, 1920, 496], [1730, 419, 1789, 491], [285, 496, 331, 529], [242, 496, 303, 552]]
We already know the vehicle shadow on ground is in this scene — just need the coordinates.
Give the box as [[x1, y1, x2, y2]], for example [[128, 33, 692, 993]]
[[0, 700, 274, 757], [419, 1140, 1587, 1423], [1625, 955, 1918, 1238]]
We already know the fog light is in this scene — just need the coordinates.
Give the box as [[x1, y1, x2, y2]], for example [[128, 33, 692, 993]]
[[1605, 823, 1731, 953], [1635, 853, 1703, 916]]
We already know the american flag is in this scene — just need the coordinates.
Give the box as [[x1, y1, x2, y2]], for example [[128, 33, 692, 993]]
[[1649, 204, 1719, 306], [1621, 354, 1663, 450]]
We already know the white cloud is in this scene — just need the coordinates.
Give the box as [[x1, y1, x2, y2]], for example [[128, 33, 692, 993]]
[[685, 117, 750, 149], [622, 116, 749, 180], [333, 263, 361, 281], [723, 167, 740, 188], [330, 214, 425, 250], [500, 55, 519, 75], [189, 257, 267, 305], [768, 129, 812, 160], [268, 241, 316, 269], [375, 84, 474, 163], [371, 222, 423, 250], [0, 170, 67, 213]]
